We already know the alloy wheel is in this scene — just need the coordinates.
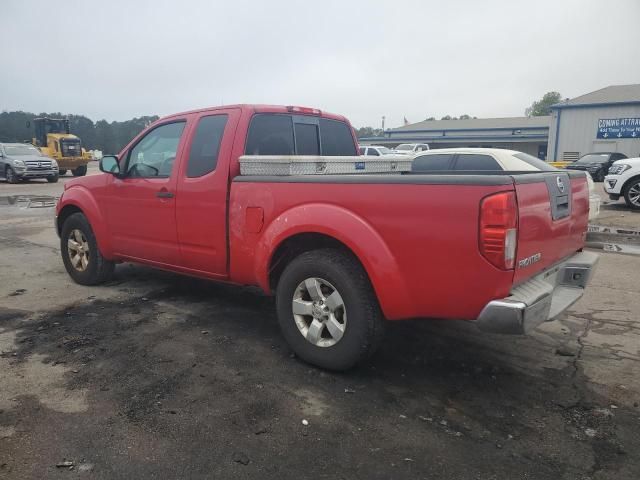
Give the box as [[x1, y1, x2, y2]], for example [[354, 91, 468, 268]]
[[292, 277, 347, 348], [628, 182, 640, 207], [67, 229, 90, 272]]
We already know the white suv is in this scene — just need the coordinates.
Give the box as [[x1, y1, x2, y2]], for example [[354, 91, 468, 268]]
[[392, 143, 430, 155], [604, 157, 640, 210]]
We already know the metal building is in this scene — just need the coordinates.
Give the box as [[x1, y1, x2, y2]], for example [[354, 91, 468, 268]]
[[363, 84, 640, 161], [547, 84, 640, 161], [362, 116, 550, 158]]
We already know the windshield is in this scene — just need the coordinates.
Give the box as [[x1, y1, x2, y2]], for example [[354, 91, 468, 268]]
[[43, 120, 67, 133], [576, 153, 609, 164], [3, 145, 42, 156], [395, 144, 413, 151], [376, 147, 393, 154]]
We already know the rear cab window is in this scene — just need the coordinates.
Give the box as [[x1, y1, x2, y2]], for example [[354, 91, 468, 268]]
[[245, 114, 356, 156], [454, 154, 502, 171], [412, 154, 454, 172], [294, 122, 320, 155]]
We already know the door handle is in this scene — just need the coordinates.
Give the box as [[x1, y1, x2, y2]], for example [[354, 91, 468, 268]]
[[156, 190, 174, 199]]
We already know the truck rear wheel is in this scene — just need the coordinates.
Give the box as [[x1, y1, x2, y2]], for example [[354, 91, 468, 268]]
[[59, 169, 67, 176], [275, 248, 384, 371], [60, 212, 114, 285], [72, 165, 87, 177]]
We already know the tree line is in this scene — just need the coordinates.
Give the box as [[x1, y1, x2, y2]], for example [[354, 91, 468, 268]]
[[0, 111, 159, 154]]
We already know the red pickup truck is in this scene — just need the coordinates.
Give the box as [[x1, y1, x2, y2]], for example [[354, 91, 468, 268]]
[[55, 104, 598, 370]]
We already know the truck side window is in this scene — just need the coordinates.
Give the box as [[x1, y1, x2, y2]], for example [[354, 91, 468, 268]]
[[319, 119, 357, 156], [187, 115, 228, 177], [294, 123, 320, 155], [126, 122, 186, 178], [412, 154, 454, 172], [454, 154, 501, 171], [245, 114, 295, 155]]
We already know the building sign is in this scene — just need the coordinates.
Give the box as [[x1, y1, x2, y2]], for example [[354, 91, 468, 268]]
[[597, 118, 640, 139]]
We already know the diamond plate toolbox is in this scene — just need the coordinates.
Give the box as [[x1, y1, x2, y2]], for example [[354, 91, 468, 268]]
[[239, 155, 412, 176]]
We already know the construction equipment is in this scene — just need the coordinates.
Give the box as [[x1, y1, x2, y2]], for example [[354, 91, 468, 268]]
[[29, 117, 92, 176]]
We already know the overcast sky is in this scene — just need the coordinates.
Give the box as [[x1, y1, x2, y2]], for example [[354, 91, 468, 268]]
[[3, 0, 639, 128]]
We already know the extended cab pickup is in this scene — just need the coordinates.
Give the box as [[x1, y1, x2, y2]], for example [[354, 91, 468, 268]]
[[55, 104, 598, 370]]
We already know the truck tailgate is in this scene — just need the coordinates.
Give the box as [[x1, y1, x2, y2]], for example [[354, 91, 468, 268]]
[[512, 171, 589, 286]]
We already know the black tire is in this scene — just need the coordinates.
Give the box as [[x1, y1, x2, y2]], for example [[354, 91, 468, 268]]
[[72, 165, 87, 177], [5, 165, 19, 184], [59, 169, 67, 176], [623, 177, 640, 210], [60, 212, 114, 285], [595, 169, 606, 182], [47, 174, 59, 183], [275, 248, 384, 371]]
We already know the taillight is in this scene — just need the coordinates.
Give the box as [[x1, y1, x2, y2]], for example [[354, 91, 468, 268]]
[[286, 106, 321, 115], [479, 191, 518, 270]]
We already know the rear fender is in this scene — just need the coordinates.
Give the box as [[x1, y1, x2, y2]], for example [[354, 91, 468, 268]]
[[57, 187, 113, 258], [254, 203, 412, 319]]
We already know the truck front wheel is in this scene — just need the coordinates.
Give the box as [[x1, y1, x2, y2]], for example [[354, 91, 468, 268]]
[[60, 213, 114, 285], [275, 248, 384, 371], [59, 169, 67, 176], [72, 165, 87, 177]]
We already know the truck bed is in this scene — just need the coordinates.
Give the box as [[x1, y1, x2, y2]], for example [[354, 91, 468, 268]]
[[229, 171, 589, 322]]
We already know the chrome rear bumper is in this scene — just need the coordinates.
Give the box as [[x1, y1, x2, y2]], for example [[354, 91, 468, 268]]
[[476, 251, 599, 334]]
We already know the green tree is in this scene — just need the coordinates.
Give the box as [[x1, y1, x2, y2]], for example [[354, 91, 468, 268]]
[[525, 91, 562, 116], [0, 111, 159, 154], [355, 126, 382, 139]]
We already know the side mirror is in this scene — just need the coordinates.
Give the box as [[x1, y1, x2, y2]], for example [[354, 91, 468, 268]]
[[99, 155, 120, 175]]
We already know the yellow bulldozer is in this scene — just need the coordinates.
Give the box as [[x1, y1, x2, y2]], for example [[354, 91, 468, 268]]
[[29, 117, 92, 176]]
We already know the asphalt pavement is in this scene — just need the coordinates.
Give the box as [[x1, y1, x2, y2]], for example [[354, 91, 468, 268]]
[[0, 169, 639, 479]]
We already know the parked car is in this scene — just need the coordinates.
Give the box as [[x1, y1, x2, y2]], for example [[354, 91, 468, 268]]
[[565, 152, 627, 182], [358, 145, 395, 156], [55, 105, 597, 371], [411, 148, 601, 220], [0, 143, 59, 183], [604, 157, 640, 210], [392, 143, 430, 155]]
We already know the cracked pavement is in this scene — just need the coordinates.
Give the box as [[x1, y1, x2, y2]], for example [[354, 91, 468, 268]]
[[0, 170, 639, 479]]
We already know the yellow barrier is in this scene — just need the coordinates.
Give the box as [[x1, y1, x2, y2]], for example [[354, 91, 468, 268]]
[[548, 161, 572, 169]]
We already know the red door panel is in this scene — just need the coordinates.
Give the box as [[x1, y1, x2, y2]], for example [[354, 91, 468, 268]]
[[104, 120, 190, 266], [175, 108, 241, 276]]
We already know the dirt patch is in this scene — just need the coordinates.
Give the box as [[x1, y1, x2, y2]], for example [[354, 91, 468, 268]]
[[0, 278, 638, 479]]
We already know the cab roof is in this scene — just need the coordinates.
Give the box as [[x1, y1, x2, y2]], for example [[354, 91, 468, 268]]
[[159, 104, 349, 123]]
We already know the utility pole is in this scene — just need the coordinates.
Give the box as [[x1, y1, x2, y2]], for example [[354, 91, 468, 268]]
[[381, 116, 385, 133]]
